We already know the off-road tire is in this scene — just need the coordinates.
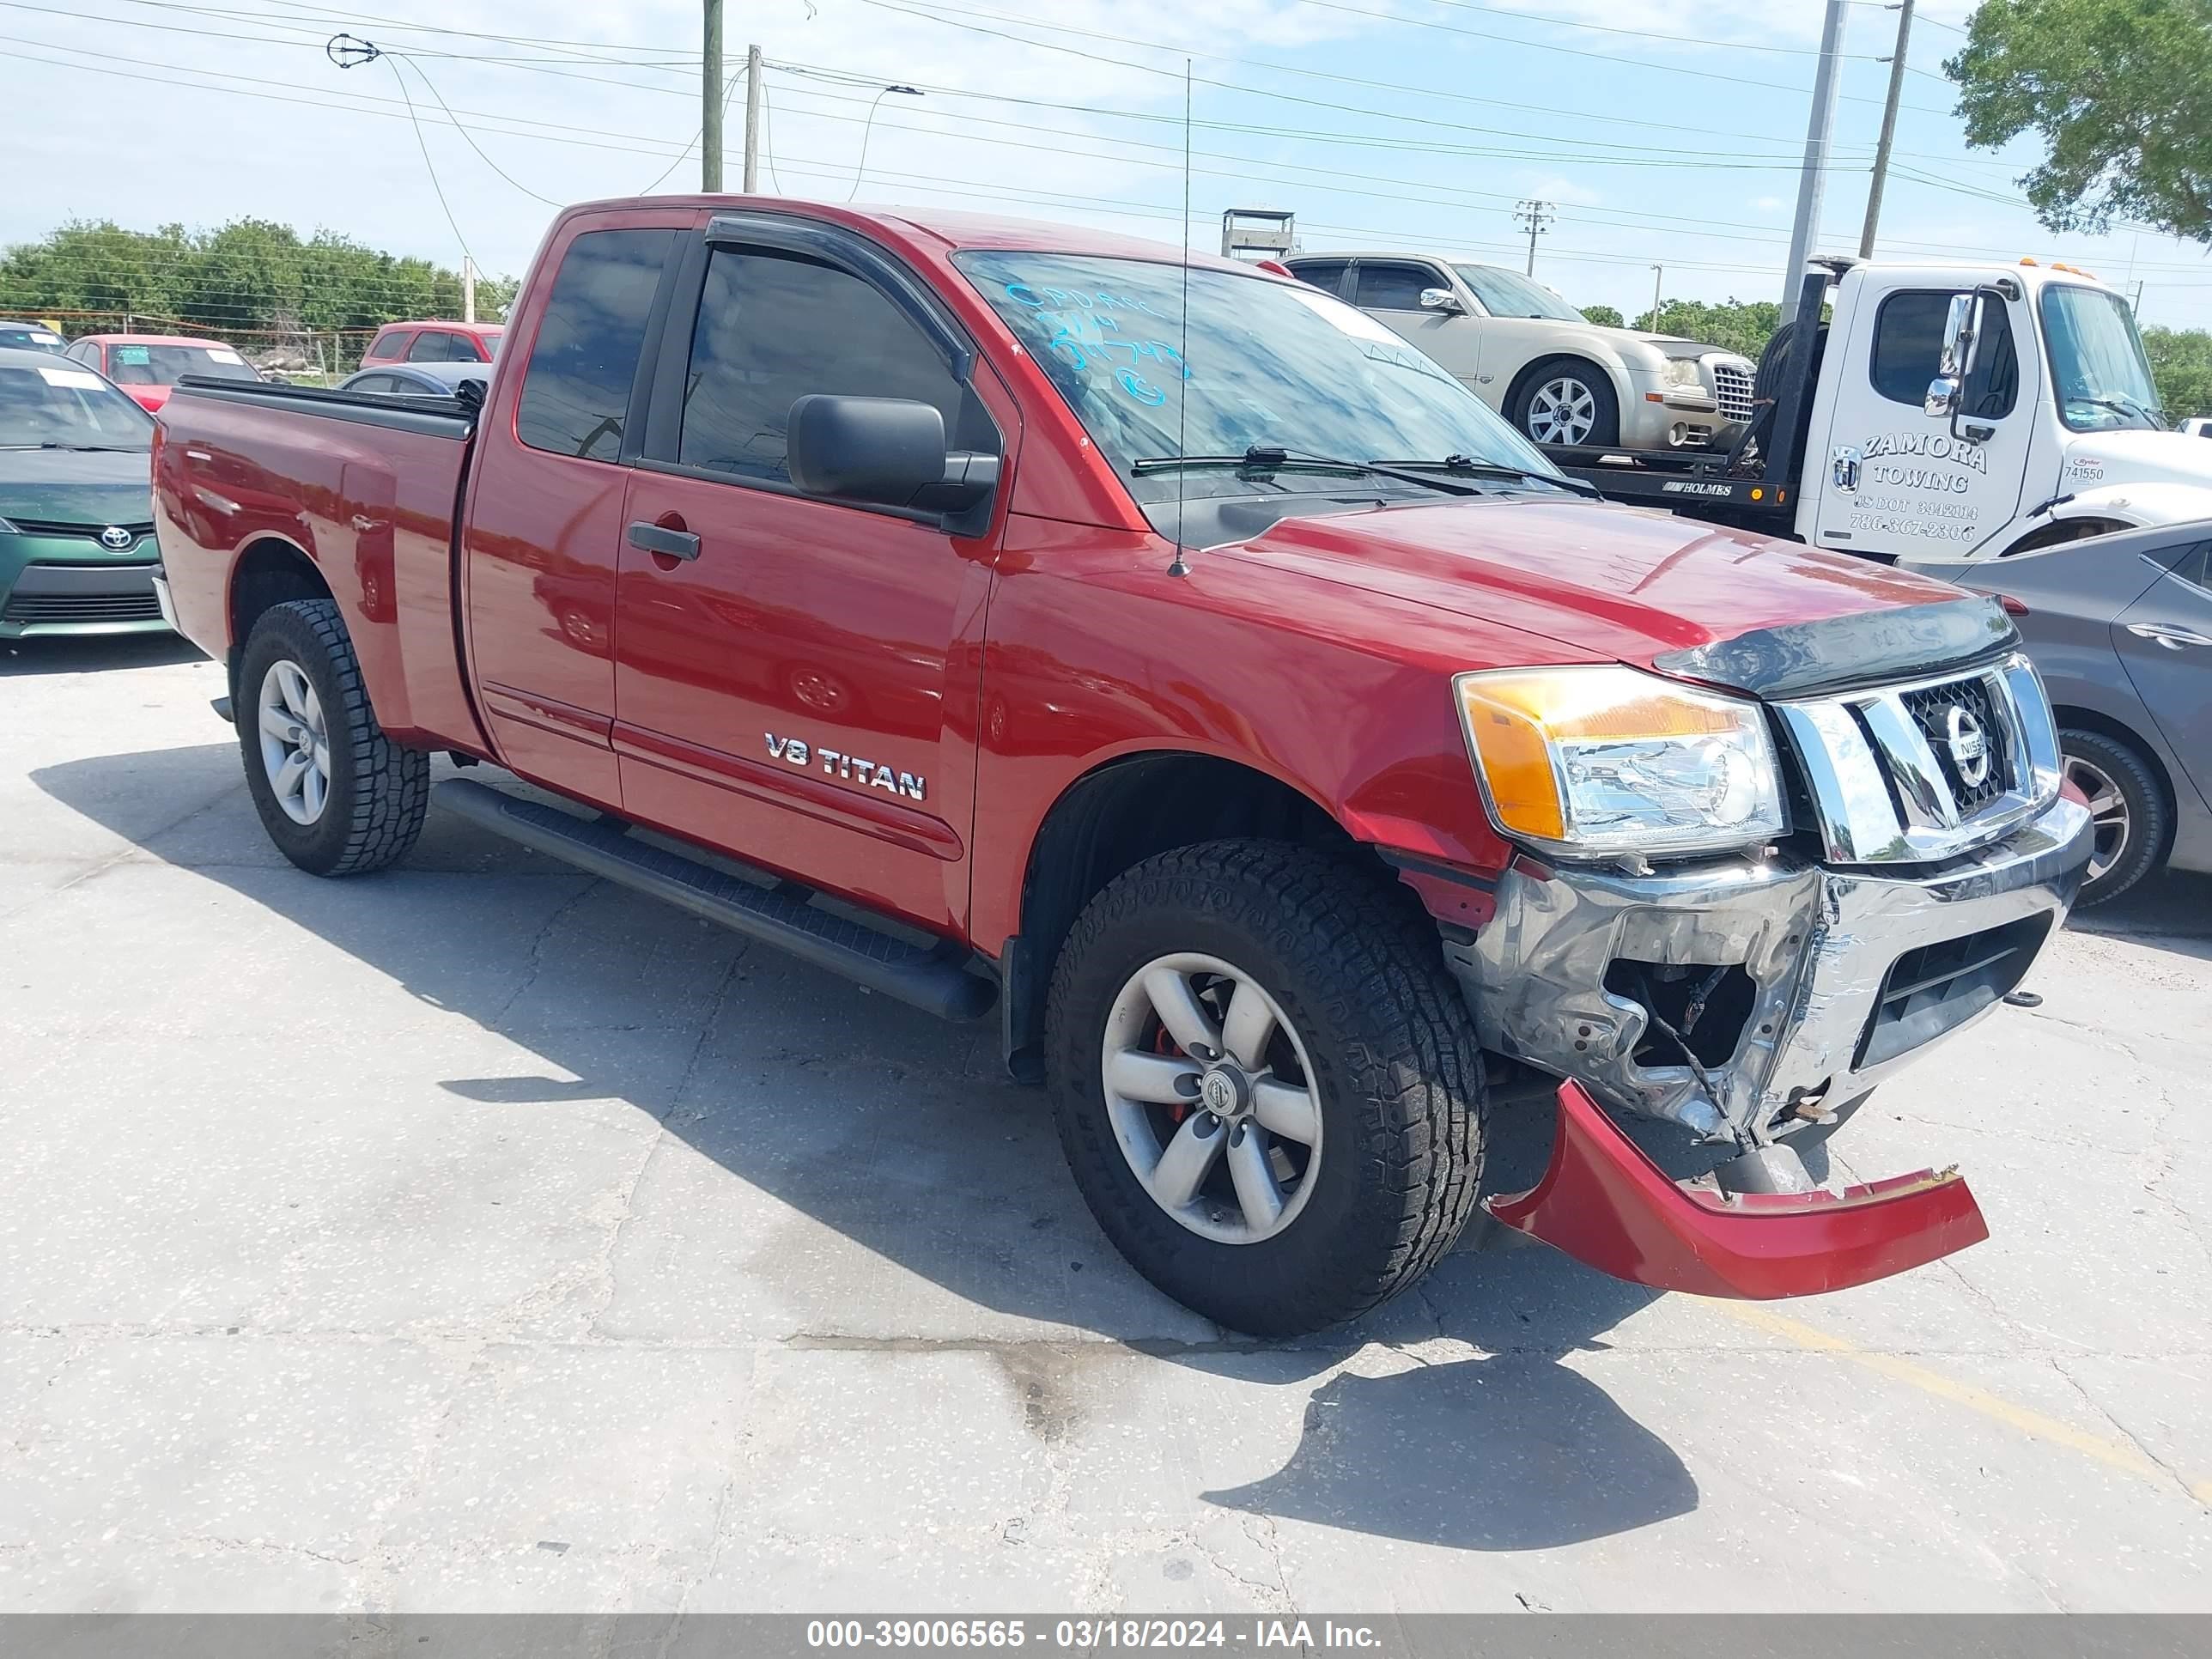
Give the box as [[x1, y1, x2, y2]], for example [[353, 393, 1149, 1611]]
[[1045, 842, 1486, 1336], [236, 599, 428, 876], [2062, 727, 2168, 906]]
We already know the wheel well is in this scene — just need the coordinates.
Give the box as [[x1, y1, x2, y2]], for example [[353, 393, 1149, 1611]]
[[1000, 753, 1394, 1081], [2052, 703, 2176, 818], [228, 539, 332, 692]]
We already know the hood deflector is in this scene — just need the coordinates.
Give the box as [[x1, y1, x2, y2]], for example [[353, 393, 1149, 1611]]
[[1652, 595, 2018, 701]]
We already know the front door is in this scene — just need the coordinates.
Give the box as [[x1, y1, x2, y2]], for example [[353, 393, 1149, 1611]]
[[611, 228, 1006, 932], [1351, 258, 1484, 386], [1817, 284, 2038, 564], [2113, 539, 2212, 810]]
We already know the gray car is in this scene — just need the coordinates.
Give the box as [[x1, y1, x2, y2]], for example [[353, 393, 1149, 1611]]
[[1917, 520, 2212, 903], [337, 362, 490, 399]]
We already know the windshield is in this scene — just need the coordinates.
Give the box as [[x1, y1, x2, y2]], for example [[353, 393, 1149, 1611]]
[[1452, 264, 1586, 323], [481, 327, 505, 356], [2040, 284, 2162, 431], [0, 323, 69, 356], [954, 251, 1561, 511], [0, 362, 155, 448], [104, 343, 261, 387]]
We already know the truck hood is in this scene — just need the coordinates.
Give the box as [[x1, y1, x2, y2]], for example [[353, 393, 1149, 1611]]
[[2060, 428, 2212, 494], [0, 445, 156, 526], [1218, 496, 1969, 673]]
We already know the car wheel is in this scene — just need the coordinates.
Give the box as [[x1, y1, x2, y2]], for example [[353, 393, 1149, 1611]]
[[237, 598, 428, 876], [1512, 357, 1620, 447], [2061, 728, 2168, 906], [1045, 842, 1486, 1336]]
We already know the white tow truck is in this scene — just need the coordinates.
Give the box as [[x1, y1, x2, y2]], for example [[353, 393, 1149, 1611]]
[[1553, 256, 2212, 568]]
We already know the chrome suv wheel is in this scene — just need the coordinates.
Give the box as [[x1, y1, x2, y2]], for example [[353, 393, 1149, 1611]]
[[257, 658, 331, 825]]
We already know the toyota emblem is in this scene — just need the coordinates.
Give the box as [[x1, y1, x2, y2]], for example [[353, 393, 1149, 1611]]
[[1944, 705, 1991, 787], [99, 525, 136, 551]]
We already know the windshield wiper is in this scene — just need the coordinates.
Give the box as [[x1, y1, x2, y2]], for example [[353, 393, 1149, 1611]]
[[1131, 444, 1478, 496], [1371, 454, 1604, 499], [2076, 395, 2166, 428], [35, 441, 147, 452]]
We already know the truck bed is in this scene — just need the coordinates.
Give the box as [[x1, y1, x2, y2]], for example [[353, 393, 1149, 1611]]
[[153, 377, 487, 750]]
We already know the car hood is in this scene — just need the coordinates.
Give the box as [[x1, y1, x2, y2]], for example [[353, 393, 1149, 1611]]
[[1216, 496, 1975, 678], [2061, 428, 2212, 491], [0, 445, 155, 526]]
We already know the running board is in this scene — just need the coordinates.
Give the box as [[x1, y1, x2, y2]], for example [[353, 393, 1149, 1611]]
[[433, 778, 995, 1022]]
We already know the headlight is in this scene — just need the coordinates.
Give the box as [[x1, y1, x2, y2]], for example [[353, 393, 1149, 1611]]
[[1659, 357, 1705, 389], [1454, 665, 1784, 857]]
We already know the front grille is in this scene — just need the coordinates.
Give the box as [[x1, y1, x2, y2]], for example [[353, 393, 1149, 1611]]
[[3, 591, 163, 624], [4, 519, 154, 543], [1713, 363, 1754, 422], [1901, 676, 2009, 815], [1777, 653, 2062, 866], [1856, 914, 2051, 1069]]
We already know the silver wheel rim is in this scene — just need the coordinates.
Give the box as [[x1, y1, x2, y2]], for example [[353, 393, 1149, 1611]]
[[2065, 754, 2129, 883], [257, 659, 330, 826], [1100, 951, 1322, 1246], [1527, 374, 1599, 444]]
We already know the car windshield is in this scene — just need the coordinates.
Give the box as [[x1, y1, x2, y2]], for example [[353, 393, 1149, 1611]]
[[103, 343, 261, 387], [0, 362, 156, 449], [2040, 284, 2163, 431], [953, 251, 1563, 508], [481, 328, 504, 356], [0, 323, 69, 356], [1452, 264, 1586, 323]]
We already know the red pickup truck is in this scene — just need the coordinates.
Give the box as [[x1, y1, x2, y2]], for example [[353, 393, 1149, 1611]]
[[151, 198, 2094, 1335]]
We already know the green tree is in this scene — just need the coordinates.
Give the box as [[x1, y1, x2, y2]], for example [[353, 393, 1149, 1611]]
[[2142, 325, 2212, 417], [1579, 302, 1625, 328], [1633, 298, 1783, 357], [1947, 0, 2212, 242]]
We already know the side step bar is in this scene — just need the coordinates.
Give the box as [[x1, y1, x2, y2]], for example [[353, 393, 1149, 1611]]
[[433, 778, 995, 1022]]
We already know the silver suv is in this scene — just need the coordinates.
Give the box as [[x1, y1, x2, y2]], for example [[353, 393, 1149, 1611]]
[[1285, 252, 1754, 452]]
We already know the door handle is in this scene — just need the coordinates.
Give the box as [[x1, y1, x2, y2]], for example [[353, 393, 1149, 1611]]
[[628, 520, 701, 561], [2127, 622, 2212, 650]]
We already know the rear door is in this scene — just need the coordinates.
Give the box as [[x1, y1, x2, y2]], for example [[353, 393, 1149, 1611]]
[[611, 215, 1010, 931], [408, 331, 459, 362], [460, 215, 686, 803], [1349, 258, 1480, 382], [1817, 281, 2038, 563]]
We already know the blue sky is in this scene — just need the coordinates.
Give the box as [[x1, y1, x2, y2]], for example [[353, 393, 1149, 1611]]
[[6, 0, 2210, 331]]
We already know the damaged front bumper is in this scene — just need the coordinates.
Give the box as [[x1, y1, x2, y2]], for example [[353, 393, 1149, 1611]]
[[1448, 790, 2093, 1144]]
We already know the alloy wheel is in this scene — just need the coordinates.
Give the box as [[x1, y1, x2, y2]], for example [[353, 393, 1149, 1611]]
[[1527, 375, 1599, 445], [257, 658, 331, 826], [2065, 753, 2130, 883], [1099, 951, 1323, 1246]]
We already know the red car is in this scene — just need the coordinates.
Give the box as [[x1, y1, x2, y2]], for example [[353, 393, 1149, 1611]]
[[360, 319, 504, 366], [149, 197, 2092, 1334], [64, 333, 261, 412]]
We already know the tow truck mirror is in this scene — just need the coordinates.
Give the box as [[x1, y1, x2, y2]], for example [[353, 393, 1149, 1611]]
[[1419, 287, 1464, 313], [786, 394, 997, 529], [1926, 290, 1984, 416]]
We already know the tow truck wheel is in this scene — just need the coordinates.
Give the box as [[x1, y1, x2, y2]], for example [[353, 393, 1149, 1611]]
[[235, 598, 428, 877], [1045, 842, 1486, 1337]]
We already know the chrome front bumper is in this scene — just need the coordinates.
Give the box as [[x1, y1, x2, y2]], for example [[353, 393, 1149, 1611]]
[[1447, 792, 2093, 1144]]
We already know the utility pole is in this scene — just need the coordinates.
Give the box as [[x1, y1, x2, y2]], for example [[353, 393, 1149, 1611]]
[[1648, 264, 1663, 331], [743, 43, 763, 191], [1781, 0, 1847, 325], [1514, 199, 1554, 276], [1858, 0, 1915, 259], [462, 256, 477, 325], [702, 0, 723, 191]]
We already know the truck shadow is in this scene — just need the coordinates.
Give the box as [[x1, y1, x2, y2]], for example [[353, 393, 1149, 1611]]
[[2067, 866, 2212, 964], [33, 744, 1697, 1552], [0, 633, 205, 678]]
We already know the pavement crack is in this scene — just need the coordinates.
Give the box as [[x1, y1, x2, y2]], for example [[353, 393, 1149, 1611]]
[[493, 875, 604, 1020], [2047, 1354, 2209, 1508]]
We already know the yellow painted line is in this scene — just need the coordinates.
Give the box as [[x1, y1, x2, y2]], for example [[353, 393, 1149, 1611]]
[[1711, 1302, 2212, 1506]]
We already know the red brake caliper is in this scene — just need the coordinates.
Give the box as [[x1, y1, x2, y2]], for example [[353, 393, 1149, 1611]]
[[1154, 1023, 1192, 1123]]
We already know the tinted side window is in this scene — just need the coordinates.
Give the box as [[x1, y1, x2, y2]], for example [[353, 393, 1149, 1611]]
[[1870, 292, 1950, 404], [349, 374, 395, 394], [408, 331, 453, 362], [676, 247, 964, 484], [366, 331, 407, 362], [1354, 262, 1441, 311], [2165, 542, 2211, 592], [515, 228, 674, 462], [1285, 259, 1350, 296]]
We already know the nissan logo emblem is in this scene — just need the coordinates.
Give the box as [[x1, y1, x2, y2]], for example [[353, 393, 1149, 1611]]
[[99, 525, 136, 551], [1945, 705, 1991, 788]]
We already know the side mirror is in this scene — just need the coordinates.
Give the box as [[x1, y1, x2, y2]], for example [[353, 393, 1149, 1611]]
[[1419, 287, 1463, 313], [786, 394, 997, 523], [1939, 291, 1982, 379], [1923, 375, 1960, 420]]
